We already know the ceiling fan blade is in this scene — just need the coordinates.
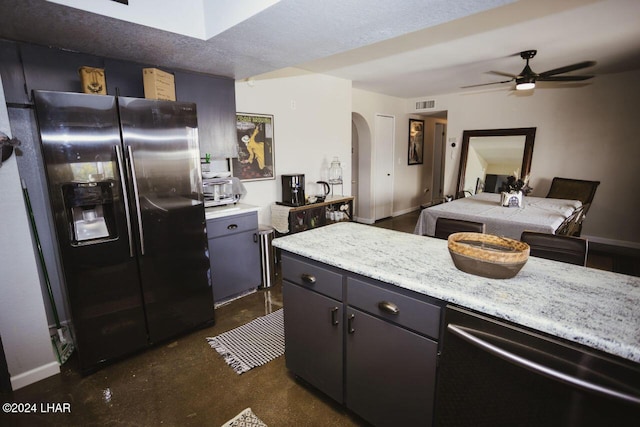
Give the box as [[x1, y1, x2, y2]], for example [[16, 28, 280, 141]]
[[537, 75, 594, 82], [489, 70, 519, 78], [461, 79, 513, 89], [538, 61, 596, 77]]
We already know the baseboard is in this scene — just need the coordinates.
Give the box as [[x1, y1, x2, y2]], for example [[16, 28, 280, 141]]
[[10, 361, 60, 390], [354, 217, 375, 224], [355, 206, 421, 224], [392, 206, 422, 217], [582, 235, 640, 250]]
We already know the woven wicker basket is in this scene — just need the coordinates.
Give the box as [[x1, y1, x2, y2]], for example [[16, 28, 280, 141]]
[[447, 232, 530, 279]]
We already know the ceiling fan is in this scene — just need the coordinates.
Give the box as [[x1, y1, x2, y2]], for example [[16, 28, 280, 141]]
[[463, 50, 596, 91]]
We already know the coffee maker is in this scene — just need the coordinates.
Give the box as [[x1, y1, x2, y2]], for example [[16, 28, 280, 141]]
[[281, 174, 305, 206]]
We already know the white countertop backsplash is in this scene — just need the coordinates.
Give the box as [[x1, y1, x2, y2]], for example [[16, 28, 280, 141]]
[[204, 203, 259, 220], [273, 222, 640, 363]]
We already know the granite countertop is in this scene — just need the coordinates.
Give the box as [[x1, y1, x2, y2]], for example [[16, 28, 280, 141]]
[[205, 203, 259, 220], [273, 222, 640, 363]]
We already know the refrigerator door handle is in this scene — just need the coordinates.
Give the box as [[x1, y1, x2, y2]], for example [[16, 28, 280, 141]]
[[127, 145, 145, 255], [115, 145, 134, 257]]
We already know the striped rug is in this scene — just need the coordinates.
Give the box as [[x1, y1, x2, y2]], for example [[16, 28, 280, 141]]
[[207, 309, 284, 374]]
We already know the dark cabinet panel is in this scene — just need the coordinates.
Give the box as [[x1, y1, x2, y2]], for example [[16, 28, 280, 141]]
[[174, 70, 236, 157], [281, 253, 442, 426], [0, 40, 28, 104], [104, 58, 148, 98], [347, 276, 441, 339], [207, 212, 260, 303], [281, 253, 343, 300], [345, 307, 438, 427], [20, 43, 104, 99], [283, 281, 344, 403]]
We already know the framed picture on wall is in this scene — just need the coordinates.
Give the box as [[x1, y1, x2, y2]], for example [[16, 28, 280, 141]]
[[231, 113, 275, 181], [408, 118, 424, 165]]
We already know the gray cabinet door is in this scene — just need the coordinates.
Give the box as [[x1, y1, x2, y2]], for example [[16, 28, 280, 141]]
[[283, 281, 344, 403], [209, 229, 260, 303], [345, 307, 437, 427], [174, 70, 236, 157]]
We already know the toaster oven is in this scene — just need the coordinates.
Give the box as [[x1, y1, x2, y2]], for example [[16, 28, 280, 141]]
[[203, 178, 239, 207]]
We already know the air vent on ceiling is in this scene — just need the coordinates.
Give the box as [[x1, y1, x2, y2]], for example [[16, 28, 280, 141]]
[[415, 100, 435, 110]]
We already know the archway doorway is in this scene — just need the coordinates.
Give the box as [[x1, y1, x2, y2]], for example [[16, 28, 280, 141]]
[[351, 113, 372, 223]]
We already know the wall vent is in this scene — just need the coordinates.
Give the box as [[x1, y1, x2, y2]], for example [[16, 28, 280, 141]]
[[415, 100, 435, 110]]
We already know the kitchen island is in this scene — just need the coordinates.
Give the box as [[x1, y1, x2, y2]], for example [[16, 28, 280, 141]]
[[273, 221, 640, 363]]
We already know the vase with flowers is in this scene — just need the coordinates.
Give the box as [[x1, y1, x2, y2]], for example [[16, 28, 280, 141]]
[[499, 174, 532, 207]]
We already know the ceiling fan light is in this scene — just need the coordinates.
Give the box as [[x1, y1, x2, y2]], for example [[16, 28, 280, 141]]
[[516, 81, 535, 90], [516, 75, 536, 90]]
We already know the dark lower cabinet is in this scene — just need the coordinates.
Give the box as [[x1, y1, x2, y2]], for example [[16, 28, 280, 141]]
[[206, 212, 261, 304], [282, 252, 442, 427], [345, 308, 438, 426], [283, 281, 344, 403]]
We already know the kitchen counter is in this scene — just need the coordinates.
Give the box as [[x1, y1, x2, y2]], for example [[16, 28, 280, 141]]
[[204, 203, 259, 220], [273, 222, 640, 363]]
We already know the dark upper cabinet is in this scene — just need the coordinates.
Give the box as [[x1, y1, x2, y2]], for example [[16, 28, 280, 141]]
[[0, 40, 28, 104], [3, 40, 235, 152], [104, 58, 148, 98], [174, 70, 237, 157], [20, 43, 104, 101], [0, 40, 29, 104]]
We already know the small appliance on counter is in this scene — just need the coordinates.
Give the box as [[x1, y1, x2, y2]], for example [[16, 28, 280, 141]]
[[203, 177, 241, 207], [280, 174, 305, 207], [312, 181, 331, 203]]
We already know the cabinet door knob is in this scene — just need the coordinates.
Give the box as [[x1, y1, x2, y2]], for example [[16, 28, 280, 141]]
[[378, 301, 399, 315], [227, 224, 238, 230], [301, 273, 316, 284], [330, 307, 339, 325]]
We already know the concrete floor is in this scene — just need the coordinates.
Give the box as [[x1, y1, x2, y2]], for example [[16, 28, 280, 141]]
[[2, 210, 636, 426], [1, 282, 368, 427]]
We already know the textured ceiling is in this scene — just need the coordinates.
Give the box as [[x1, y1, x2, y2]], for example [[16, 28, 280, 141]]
[[0, 0, 639, 98]]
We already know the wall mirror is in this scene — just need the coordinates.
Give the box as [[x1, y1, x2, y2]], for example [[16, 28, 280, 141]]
[[456, 127, 536, 197]]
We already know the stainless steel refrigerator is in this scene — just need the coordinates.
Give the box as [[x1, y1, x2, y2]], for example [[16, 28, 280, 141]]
[[33, 90, 213, 374]]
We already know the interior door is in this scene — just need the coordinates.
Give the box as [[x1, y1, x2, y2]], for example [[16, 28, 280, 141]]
[[374, 114, 394, 220]]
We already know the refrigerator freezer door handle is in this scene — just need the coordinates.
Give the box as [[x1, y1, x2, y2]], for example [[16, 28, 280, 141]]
[[115, 145, 134, 257], [127, 145, 145, 255]]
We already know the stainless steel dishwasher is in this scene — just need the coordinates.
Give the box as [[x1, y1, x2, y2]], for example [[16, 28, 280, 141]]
[[435, 306, 640, 426]]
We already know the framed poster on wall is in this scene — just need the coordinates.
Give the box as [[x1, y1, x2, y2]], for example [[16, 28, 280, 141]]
[[231, 113, 275, 181], [408, 118, 424, 165]]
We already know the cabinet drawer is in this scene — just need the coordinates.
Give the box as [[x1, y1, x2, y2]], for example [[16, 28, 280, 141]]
[[347, 277, 441, 339], [206, 212, 257, 238], [282, 254, 343, 300]]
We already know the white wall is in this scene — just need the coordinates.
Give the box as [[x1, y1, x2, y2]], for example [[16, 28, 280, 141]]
[[235, 70, 352, 225], [0, 79, 59, 390], [352, 88, 423, 222], [412, 69, 640, 246]]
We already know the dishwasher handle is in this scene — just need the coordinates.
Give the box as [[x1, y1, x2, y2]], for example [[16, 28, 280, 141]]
[[448, 323, 640, 407]]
